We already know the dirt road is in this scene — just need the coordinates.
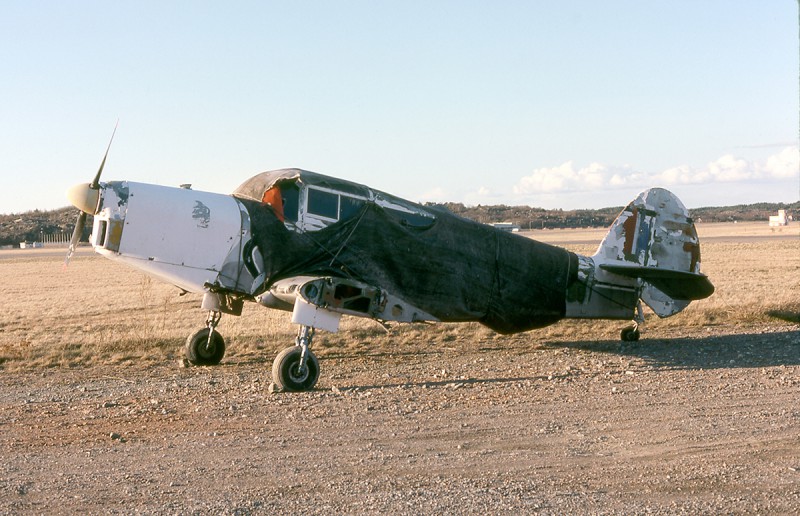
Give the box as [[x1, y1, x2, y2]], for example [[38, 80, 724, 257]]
[[2, 323, 799, 514]]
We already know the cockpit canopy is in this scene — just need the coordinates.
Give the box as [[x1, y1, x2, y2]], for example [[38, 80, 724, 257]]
[[232, 169, 435, 232]]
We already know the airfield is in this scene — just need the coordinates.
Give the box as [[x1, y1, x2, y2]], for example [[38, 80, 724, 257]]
[[0, 221, 798, 513]]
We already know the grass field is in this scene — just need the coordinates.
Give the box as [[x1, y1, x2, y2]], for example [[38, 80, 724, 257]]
[[0, 222, 797, 369]]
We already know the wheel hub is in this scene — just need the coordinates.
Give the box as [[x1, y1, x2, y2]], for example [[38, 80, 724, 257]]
[[288, 362, 309, 383]]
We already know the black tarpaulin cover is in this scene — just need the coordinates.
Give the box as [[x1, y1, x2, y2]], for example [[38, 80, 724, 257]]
[[236, 195, 576, 334], [234, 168, 416, 207]]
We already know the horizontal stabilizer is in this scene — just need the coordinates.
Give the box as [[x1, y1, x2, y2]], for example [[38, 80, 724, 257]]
[[600, 263, 714, 301]]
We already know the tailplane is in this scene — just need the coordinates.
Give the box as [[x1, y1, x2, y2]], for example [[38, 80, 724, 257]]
[[593, 187, 714, 317], [566, 188, 713, 321]]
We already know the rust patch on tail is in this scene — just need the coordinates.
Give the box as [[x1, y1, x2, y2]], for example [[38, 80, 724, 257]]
[[622, 208, 638, 256], [683, 241, 701, 272]]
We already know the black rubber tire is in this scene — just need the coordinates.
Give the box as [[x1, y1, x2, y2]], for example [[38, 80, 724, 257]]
[[620, 326, 641, 342], [272, 346, 320, 392], [185, 328, 225, 366]]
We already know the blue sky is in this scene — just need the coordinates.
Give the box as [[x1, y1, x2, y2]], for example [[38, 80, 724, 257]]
[[1, 1, 797, 214]]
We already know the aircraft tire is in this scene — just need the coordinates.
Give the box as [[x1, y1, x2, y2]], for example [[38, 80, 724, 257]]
[[620, 326, 640, 342], [272, 346, 320, 392], [185, 328, 226, 366]]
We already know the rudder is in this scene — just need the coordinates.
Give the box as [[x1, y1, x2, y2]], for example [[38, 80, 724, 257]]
[[593, 188, 714, 317]]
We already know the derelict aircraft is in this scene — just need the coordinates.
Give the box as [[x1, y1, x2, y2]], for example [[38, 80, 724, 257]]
[[66, 130, 714, 391]]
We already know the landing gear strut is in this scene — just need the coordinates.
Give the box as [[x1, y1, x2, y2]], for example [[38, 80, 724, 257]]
[[272, 325, 320, 392], [620, 301, 644, 342], [185, 310, 226, 365]]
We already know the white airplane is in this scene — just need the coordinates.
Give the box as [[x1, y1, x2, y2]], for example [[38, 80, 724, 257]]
[[66, 132, 713, 391]]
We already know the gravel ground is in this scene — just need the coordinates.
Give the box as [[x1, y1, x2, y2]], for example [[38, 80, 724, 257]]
[[1, 324, 799, 514]]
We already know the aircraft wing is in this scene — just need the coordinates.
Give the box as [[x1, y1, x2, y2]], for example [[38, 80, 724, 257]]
[[256, 276, 439, 332]]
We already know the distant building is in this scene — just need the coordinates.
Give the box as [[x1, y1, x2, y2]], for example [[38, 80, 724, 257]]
[[768, 210, 791, 227], [490, 222, 521, 232]]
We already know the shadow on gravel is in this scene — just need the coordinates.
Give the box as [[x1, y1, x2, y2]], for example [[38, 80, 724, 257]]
[[552, 329, 800, 370], [768, 309, 800, 324], [313, 330, 799, 391]]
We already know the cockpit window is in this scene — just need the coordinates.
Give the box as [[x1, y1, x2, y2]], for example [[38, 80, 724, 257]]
[[294, 181, 436, 233], [340, 195, 366, 220], [307, 188, 339, 220]]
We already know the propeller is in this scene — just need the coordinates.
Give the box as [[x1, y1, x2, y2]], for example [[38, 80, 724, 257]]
[[64, 122, 118, 266]]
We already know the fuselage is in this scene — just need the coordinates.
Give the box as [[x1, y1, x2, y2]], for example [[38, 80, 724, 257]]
[[84, 169, 622, 334], [73, 167, 715, 337]]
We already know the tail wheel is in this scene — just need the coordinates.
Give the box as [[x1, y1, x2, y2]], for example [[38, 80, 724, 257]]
[[185, 328, 226, 365], [620, 326, 640, 342], [272, 346, 320, 392]]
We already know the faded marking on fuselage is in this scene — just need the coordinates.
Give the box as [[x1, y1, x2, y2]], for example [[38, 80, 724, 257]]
[[193, 201, 211, 229]]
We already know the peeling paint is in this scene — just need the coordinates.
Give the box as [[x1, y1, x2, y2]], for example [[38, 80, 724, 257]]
[[596, 188, 703, 274], [108, 181, 129, 207], [565, 255, 595, 303], [587, 187, 713, 318]]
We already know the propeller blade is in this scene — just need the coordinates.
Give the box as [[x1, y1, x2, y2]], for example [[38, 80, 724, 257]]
[[64, 212, 86, 267], [65, 121, 118, 268], [90, 120, 119, 188]]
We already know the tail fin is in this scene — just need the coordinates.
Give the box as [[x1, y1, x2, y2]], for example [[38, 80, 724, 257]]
[[593, 188, 714, 317]]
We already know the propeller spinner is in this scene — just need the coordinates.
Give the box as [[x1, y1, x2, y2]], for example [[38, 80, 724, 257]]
[[64, 123, 118, 265]]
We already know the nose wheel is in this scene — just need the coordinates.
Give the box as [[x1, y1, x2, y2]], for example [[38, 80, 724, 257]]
[[272, 326, 320, 392]]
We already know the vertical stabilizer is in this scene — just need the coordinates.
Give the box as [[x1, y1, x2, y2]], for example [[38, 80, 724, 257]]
[[593, 188, 713, 317]]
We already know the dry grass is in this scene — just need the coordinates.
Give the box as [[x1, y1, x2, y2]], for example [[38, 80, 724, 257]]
[[0, 224, 797, 370]]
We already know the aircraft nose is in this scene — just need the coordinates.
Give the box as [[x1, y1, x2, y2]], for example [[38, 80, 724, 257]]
[[66, 182, 102, 214]]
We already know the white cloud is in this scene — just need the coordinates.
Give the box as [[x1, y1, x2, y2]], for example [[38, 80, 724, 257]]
[[763, 146, 800, 178], [609, 173, 627, 186], [706, 154, 751, 182], [512, 161, 628, 195], [513, 146, 799, 197]]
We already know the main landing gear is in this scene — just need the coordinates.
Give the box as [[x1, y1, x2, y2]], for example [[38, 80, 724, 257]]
[[620, 301, 644, 342], [272, 326, 320, 392], [185, 310, 320, 392], [185, 311, 226, 365]]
